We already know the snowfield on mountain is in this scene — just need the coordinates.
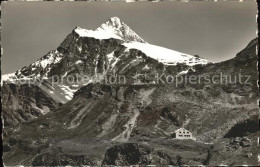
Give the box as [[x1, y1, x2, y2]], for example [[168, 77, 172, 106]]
[[122, 42, 210, 65]]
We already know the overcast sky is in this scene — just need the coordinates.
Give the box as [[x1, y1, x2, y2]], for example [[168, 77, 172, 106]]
[[1, 1, 257, 74]]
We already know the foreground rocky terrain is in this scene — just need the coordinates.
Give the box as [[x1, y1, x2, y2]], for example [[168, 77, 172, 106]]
[[2, 17, 259, 166]]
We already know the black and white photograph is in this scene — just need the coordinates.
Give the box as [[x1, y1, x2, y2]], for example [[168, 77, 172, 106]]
[[1, 0, 259, 166]]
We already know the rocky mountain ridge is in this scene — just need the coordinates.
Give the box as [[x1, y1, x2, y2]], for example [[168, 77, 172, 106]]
[[3, 17, 210, 82], [2, 17, 211, 127]]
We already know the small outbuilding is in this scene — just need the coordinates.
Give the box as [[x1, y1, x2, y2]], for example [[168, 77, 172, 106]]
[[172, 128, 193, 140]]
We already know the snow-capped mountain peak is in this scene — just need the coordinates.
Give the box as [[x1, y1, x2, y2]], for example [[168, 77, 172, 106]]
[[73, 17, 146, 43], [104, 17, 123, 28], [96, 17, 146, 43]]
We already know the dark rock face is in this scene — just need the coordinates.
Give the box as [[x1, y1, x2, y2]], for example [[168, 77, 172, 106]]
[[102, 143, 143, 165], [32, 153, 95, 166], [2, 83, 60, 126], [73, 83, 116, 99], [235, 38, 258, 61], [160, 106, 184, 126], [16, 36, 123, 79], [3, 144, 11, 153], [224, 116, 259, 138], [102, 143, 175, 166]]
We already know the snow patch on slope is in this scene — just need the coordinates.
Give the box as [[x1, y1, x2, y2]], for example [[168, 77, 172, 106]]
[[74, 27, 122, 40], [34, 50, 63, 69], [59, 85, 78, 100], [1, 73, 16, 84], [123, 42, 210, 66]]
